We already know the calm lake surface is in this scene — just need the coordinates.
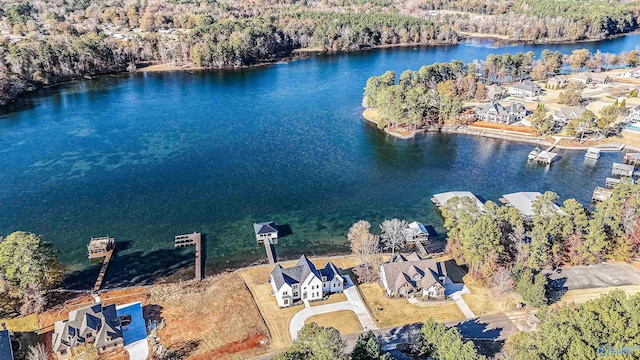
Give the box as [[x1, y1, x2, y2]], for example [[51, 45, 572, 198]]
[[1, 35, 640, 288]]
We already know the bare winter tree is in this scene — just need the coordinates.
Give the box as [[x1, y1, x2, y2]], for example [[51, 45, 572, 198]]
[[492, 267, 514, 296], [27, 343, 49, 360], [380, 218, 408, 255], [348, 220, 382, 282], [20, 283, 46, 316]]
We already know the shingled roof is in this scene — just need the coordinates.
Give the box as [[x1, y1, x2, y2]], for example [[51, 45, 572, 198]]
[[381, 256, 447, 293], [270, 255, 321, 290], [53, 303, 123, 355], [253, 221, 277, 235]]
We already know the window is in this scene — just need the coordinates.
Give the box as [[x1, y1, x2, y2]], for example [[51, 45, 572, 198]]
[[60, 349, 67, 355], [284, 299, 289, 305], [87, 333, 92, 338], [283, 291, 288, 295], [322, 276, 327, 281], [294, 292, 298, 297]]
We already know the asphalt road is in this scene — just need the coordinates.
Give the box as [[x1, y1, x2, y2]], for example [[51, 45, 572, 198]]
[[544, 263, 640, 291]]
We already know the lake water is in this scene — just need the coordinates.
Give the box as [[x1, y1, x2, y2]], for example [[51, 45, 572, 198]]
[[1, 35, 639, 288]]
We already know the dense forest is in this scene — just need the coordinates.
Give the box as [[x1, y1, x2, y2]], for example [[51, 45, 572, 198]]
[[0, 0, 457, 104], [398, 0, 640, 41], [363, 48, 640, 133], [0, 0, 638, 105]]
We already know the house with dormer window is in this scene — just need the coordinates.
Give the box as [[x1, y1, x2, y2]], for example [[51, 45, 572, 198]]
[[52, 303, 124, 359], [270, 255, 345, 307], [379, 253, 448, 299]]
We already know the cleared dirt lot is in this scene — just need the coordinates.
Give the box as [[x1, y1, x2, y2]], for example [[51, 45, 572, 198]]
[[544, 263, 640, 291]]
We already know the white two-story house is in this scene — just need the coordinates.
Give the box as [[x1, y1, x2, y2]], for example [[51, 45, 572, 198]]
[[270, 255, 345, 307]]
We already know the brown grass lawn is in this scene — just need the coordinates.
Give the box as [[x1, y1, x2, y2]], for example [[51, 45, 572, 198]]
[[149, 273, 269, 360], [305, 310, 362, 335], [461, 275, 523, 316], [0, 314, 40, 332], [238, 255, 363, 351], [552, 285, 640, 308], [238, 266, 302, 351], [362, 108, 381, 124], [311, 292, 347, 306], [359, 283, 465, 328]]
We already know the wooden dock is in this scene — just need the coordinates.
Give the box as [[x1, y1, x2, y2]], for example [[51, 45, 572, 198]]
[[263, 239, 277, 265], [409, 240, 428, 256], [93, 249, 114, 292], [175, 233, 203, 281], [533, 139, 559, 164]]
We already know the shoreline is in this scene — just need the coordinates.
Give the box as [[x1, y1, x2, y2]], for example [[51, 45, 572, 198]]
[[361, 108, 640, 151], [3, 31, 639, 106]]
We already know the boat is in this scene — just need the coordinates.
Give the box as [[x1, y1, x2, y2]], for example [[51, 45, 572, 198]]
[[528, 147, 541, 160], [585, 147, 601, 160]]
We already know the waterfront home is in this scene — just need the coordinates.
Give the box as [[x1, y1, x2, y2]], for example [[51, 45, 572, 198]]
[[475, 101, 527, 124], [507, 80, 541, 98], [501, 192, 560, 221], [379, 253, 448, 299], [253, 221, 278, 244], [486, 84, 506, 100], [553, 106, 587, 124], [0, 325, 13, 360], [625, 105, 640, 123], [402, 221, 429, 244], [547, 75, 569, 89], [432, 191, 484, 210], [270, 255, 345, 307], [53, 303, 124, 359], [570, 73, 591, 84], [590, 73, 611, 85]]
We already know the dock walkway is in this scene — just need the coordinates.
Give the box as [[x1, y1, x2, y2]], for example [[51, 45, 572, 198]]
[[93, 250, 114, 292]]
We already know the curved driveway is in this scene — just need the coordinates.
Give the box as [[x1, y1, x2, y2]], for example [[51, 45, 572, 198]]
[[290, 283, 377, 340]]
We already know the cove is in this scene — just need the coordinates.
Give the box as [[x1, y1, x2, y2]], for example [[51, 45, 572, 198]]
[[1, 35, 639, 289]]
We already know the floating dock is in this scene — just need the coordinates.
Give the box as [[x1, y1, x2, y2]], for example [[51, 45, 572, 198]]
[[88, 237, 116, 292], [535, 150, 557, 164], [585, 147, 601, 160]]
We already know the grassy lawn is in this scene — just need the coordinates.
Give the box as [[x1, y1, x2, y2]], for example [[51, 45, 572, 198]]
[[238, 255, 363, 351], [553, 284, 640, 307], [359, 283, 465, 328], [461, 275, 523, 316], [238, 266, 302, 351], [149, 273, 269, 360], [362, 108, 380, 124], [0, 314, 39, 332], [305, 310, 362, 335], [311, 292, 347, 307]]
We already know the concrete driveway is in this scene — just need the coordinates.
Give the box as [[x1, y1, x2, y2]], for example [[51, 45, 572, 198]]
[[544, 263, 640, 291], [289, 277, 377, 340]]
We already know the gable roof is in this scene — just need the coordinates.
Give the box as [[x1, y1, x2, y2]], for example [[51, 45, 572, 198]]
[[402, 221, 429, 239], [381, 258, 447, 293], [270, 255, 321, 290], [253, 221, 277, 235], [509, 80, 540, 93], [319, 262, 342, 281], [554, 106, 587, 121], [53, 303, 123, 354]]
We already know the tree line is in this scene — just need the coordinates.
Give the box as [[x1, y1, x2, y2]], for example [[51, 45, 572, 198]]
[[397, 0, 639, 41], [0, 0, 457, 105]]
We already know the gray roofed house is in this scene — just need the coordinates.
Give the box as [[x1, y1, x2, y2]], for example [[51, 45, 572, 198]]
[[571, 72, 591, 84], [53, 303, 124, 359], [486, 84, 506, 100], [379, 253, 448, 299], [553, 106, 587, 124], [253, 221, 278, 244], [270, 255, 345, 307], [547, 75, 569, 89], [591, 73, 611, 84], [508, 80, 541, 98], [476, 101, 527, 124], [0, 326, 13, 360]]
